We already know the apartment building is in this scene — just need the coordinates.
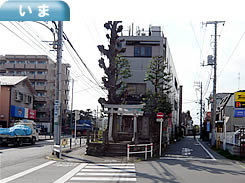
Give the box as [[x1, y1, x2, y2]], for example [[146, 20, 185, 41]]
[[119, 26, 180, 138], [0, 76, 36, 128], [0, 55, 70, 133]]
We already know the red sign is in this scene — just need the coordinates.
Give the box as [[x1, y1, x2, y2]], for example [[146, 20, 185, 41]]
[[28, 109, 36, 119], [157, 112, 164, 119]]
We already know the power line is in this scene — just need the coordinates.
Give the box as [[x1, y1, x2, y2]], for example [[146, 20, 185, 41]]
[[62, 32, 106, 94], [218, 31, 245, 78]]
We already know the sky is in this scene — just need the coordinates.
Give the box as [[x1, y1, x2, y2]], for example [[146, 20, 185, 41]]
[[1, 0, 245, 124]]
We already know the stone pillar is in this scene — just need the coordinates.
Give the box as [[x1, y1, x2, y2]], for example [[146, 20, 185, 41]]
[[108, 108, 114, 142], [132, 111, 137, 142]]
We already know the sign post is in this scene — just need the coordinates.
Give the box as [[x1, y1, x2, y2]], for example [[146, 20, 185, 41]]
[[157, 112, 164, 157]]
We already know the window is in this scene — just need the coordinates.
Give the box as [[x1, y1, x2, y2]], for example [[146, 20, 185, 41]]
[[29, 71, 36, 75], [9, 70, 15, 74], [28, 96, 32, 104], [127, 83, 146, 95], [9, 60, 15, 64], [0, 61, 5, 65], [29, 61, 36, 64], [37, 92, 45, 96], [16, 71, 25, 75], [36, 81, 45, 86], [15, 91, 23, 101], [17, 60, 25, 64], [37, 71, 45, 75], [38, 61, 46, 64], [134, 46, 152, 57]]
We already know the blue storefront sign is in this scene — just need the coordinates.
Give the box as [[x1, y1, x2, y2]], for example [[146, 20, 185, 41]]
[[0, 0, 70, 21], [11, 105, 25, 118], [73, 120, 92, 130], [234, 109, 245, 117]]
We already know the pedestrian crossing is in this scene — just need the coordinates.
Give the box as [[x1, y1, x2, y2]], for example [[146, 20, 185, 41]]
[[66, 163, 137, 182]]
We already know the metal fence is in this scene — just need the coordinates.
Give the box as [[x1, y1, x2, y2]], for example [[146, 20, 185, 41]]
[[127, 143, 153, 161]]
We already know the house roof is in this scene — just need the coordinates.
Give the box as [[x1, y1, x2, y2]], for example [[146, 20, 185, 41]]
[[0, 76, 28, 85], [0, 76, 36, 94]]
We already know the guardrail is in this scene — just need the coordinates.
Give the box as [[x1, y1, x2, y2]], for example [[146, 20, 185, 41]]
[[53, 145, 61, 158], [61, 136, 86, 149], [52, 136, 86, 158], [127, 143, 153, 161]]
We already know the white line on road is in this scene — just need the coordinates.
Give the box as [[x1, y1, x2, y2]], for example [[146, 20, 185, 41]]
[[87, 163, 135, 166], [77, 172, 136, 176], [53, 163, 87, 183], [82, 168, 136, 172], [160, 157, 216, 161], [196, 138, 216, 160], [0, 161, 55, 183], [85, 166, 135, 169], [70, 177, 137, 181]]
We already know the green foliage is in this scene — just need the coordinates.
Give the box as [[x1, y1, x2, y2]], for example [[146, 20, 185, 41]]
[[144, 56, 173, 117], [115, 55, 131, 96], [145, 56, 172, 94], [143, 92, 172, 118]]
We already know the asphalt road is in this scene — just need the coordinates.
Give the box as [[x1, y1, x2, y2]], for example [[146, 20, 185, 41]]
[[136, 136, 245, 183], [0, 140, 53, 179], [0, 137, 244, 183]]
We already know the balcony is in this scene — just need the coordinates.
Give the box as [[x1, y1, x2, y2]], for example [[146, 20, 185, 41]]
[[35, 75, 47, 80], [34, 96, 47, 102], [36, 64, 47, 69], [4, 63, 14, 68], [25, 64, 36, 69], [15, 63, 25, 69], [35, 85, 46, 90], [26, 74, 35, 80]]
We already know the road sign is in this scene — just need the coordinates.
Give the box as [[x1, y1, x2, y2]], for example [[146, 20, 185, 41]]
[[156, 118, 163, 122], [157, 112, 164, 119]]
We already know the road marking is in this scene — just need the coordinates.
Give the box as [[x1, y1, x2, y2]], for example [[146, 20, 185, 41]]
[[160, 157, 216, 161], [70, 177, 137, 181], [0, 161, 55, 183], [196, 138, 216, 160], [82, 168, 136, 172], [66, 163, 137, 182], [53, 163, 87, 183], [76, 172, 136, 176], [85, 165, 135, 169], [87, 163, 134, 167], [239, 163, 245, 169]]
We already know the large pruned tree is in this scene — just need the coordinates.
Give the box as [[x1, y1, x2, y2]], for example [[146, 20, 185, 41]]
[[144, 56, 172, 118], [97, 21, 131, 142], [98, 21, 130, 105]]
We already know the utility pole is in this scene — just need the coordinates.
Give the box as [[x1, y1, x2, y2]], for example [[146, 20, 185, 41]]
[[179, 85, 183, 137], [200, 82, 202, 138], [54, 21, 64, 158], [70, 78, 74, 136], [194, 82, 202, 138], [206, 21, 225, 146]]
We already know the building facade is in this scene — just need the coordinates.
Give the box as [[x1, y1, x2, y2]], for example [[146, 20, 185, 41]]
[[0, 76, 36, 127], [0, 55, 70, 133], [217, 91, 245, 132], [119, 26, 180, 139]]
